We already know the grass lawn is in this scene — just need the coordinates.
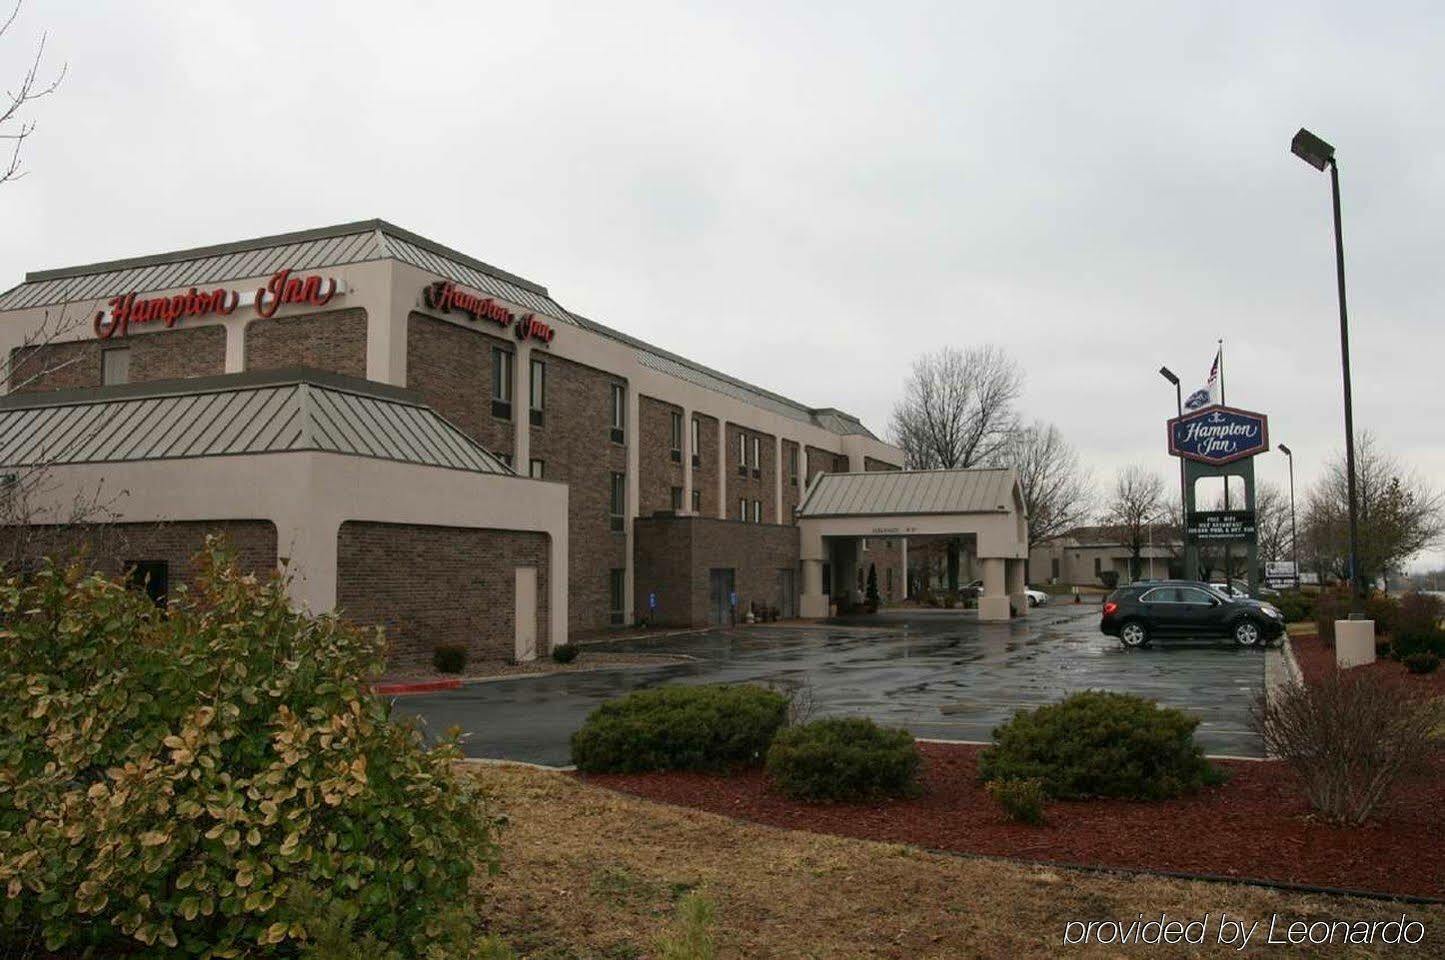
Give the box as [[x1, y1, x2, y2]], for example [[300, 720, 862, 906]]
[[468, 762, 1445, 959]]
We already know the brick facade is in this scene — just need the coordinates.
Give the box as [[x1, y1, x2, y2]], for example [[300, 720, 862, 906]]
[[336, 521, 550, 669], [405, 312, 515, 461], [781, 439, 803, 520], [725, 423, 777, 523], [806, 444, 847, 484], [634, 514, 800, 627], [638, 395, 684, 515], [10, 325, 226, 393], [691, 413, 718, 517], [527, 352, 628, 633], [859, 536, 906, 604], [0, 519, 276, 593], [245, 308, 368, 378]]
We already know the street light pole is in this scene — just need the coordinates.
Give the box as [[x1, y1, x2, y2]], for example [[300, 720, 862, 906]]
[[1291, 128, 1364, 617], [1278, 443, 1298, 588], [1159, 366, 1186, 576]]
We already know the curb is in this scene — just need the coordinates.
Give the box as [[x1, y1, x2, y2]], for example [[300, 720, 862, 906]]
[[372, 678, 461, 696]]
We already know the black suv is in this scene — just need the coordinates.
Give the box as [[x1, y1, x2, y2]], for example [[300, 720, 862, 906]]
[[1100, 580, 1285, 648]]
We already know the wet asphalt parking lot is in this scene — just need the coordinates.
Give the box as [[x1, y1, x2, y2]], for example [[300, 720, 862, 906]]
[[396, 604, 1267, 766]]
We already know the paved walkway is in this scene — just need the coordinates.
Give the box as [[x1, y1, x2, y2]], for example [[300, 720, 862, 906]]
[[397, 605, 1267, 766]]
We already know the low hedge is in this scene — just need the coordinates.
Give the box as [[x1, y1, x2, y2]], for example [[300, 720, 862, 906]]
[[765, 717, 921, 802], [570, 684, 788, 773], [978, 691, 1220, 801]]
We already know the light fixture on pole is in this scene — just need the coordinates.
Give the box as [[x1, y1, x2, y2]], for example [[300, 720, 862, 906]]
[[1278, 443, 1298, 589], [1159, 366, 1187, 548], [1290, 127, 1363, 617]]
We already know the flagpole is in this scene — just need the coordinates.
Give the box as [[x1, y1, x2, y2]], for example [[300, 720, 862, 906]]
[[1217, 339, 1226, 406], [1218, 339, 1232, 587]]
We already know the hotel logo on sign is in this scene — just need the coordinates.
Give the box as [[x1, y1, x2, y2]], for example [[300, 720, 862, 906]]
[[1167, 406, 1269, 466]]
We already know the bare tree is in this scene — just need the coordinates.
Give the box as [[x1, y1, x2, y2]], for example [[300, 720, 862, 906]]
[[1, 0, 65, 188], [889, 345, 1023, 470], [1300, 433, 1445, 586], [1100, 465, 1167, 581], [1005, 419, 1092, 549], [889, 346, 1022, 590]]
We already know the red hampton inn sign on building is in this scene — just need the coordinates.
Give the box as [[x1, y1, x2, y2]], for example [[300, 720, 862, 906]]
[[423, 280, 556, 345], [93, 269, 344, 339]]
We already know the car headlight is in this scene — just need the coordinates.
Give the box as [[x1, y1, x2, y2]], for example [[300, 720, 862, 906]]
[[1262, 603, 1282, 619]]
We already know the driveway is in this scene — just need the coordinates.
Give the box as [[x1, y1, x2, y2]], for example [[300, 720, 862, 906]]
[[397, 605, 1266, 766]]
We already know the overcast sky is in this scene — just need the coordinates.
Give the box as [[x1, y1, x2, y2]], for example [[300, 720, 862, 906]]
[[3, 1, 1442, 567]]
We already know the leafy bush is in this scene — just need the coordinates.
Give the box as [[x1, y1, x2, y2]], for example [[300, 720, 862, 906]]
[[1274, 590, 1316, 624], [865, 563, 880, 613], [1365, 591, 1401, 637], [765, 717, 921, 802], [1098, 570, 1119, 589], [571, 684, 788, 773], [1253, 671, 1445, 824], [1403, 652, 1441, 675], [1393, 629, 1445, 660], [987, 778, 1046, 825], [432, 643, 468, 674], [0, 542, 499, 958], [1395, 591, 1443, 637], [979, 691, 1219, 800], [551, 642, 580, 664]]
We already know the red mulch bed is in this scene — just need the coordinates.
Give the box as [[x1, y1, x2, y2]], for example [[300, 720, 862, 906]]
[[582, 742, 1445, 900], [1291, 632, 1445, 694]]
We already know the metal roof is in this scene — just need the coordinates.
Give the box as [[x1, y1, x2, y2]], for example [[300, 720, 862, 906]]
[[0, 368, 513, 475], [796, 468, 1019, 518], [0, 219, 882, 442]]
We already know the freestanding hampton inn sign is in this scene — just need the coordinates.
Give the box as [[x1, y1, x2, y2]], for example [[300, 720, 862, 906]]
[[1166, 405, 1269, 466]]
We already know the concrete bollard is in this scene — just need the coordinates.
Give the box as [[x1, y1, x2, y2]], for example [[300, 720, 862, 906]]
[[1335, 619, 1377, 669]]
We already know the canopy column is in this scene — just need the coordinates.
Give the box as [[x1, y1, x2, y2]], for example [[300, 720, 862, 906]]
[[978, 557, 1009, 621]]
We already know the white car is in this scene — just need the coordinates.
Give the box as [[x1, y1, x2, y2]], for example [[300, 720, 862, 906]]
[[1026, 587, 1049, 607]]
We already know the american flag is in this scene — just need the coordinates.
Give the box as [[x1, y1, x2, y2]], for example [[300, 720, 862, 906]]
[[1206, 349, 1221, 394]]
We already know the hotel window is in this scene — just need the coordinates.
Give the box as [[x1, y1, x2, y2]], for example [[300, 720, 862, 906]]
[[738, 497, 747, 521], [861, 538, 869, 552], [788, 446, 798, 486], [609, 472, 626, 532], [498, 453, 513, 469], [751, 499, 762, 524], [491, 347, 513, 420], [609, 383, 625, 443], [692, 489, 701, 513], [529, 359, 546, 426], [669, 411, 683, 462], [126, 560, 168, 607], [670, 486, 683, 511], [751, 437, 761, 478], [737, 433, 747, 476], [529, 458, 545, 480], [1093, 557, 1102, 576], [691, 417, 701, 467], [608, 568, 625, 626], [101, 347, 130, 386]]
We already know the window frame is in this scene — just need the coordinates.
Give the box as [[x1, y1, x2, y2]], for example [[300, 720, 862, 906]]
[[609, 382, 626, 443], [609, 471, 626, 532], [491, 346, 513, 420], [528, 458, 545, 480], [691, 417, 702, 467], [669, 411, 683, 462], [101, 346, 131, 386], [529, 358, 546, 426], [608, 568, 626, 626], [669, 486, 683, 511], [691, 488, 701, 513], [751, 499, 762, 524]]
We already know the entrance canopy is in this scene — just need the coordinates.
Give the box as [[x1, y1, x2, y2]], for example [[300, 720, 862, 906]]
[[796, 468, 1029, 621]]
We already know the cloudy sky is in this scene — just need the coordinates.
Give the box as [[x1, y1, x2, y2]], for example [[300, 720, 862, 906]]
[[3, 1, 1442, 565]]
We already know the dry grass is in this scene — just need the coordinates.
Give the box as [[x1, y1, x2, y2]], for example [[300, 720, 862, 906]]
[[467, 763, 1445, 959]]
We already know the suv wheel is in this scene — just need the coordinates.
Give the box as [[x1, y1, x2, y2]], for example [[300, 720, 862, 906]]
[[1232, 619, 1261, 647], [1027, 595, 1038, 607], [1119, 620, 1150, 648]]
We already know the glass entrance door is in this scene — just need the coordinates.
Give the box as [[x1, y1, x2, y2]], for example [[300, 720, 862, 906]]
[[708, 568, 735, 626]]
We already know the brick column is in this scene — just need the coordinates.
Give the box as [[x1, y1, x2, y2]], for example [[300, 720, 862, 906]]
[[513, 342, 531, 470], [624, 383, 640, 624], [716, 417, 728, 519], [773, 435, 783, 523], [681, 408, 694, 514]]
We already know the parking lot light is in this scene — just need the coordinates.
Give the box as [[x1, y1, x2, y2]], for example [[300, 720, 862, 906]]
[[1159, 366, 1186, 546]]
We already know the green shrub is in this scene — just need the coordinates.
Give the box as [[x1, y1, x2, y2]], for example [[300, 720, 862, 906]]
[[979, 691, 1219, 801], [0, 541, 499, 958], [1403, 651, 1441, 675], [571, 684, 788, 773], [432, 643, 468, 673], [1275, 590, 1315, 624], [552, 643, 580, 664], [1396, 591, 1443, 637], [1365, 591, 1401, 637], [1393, 629, 1445, 660], [765, 716, 921, 802], [987, 777, 1046, 825]]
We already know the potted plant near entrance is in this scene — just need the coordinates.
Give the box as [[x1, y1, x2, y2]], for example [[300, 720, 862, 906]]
[[865, 563, 880, 614]]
